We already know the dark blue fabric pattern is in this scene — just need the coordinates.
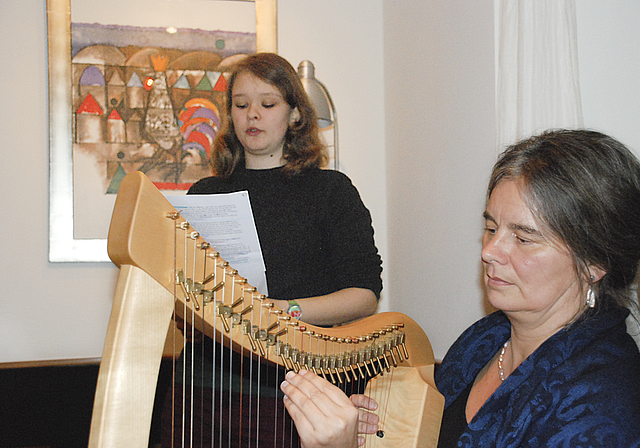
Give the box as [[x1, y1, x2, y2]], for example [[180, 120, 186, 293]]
[[435, 306, 640, 447]]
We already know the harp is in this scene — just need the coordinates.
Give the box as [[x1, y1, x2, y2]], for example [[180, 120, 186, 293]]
[[88, 171, 444, 448]]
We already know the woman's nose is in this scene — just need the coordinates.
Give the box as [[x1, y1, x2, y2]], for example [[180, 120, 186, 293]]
[[247, 103, 259, 120], [481, 233, 507, 265]]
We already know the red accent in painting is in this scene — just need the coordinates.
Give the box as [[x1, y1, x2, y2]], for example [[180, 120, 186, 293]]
[[213, 74, 227, 92], [108, 109, 122, 120], [179, 107, 198, 126], [76, 94, 103, 115], [186, 131, 211, 152]]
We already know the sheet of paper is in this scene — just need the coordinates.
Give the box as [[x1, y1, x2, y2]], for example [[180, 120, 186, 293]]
[[165, 191, 268, 295]]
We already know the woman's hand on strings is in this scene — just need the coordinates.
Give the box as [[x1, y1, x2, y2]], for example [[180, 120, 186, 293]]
[[350, 393, 379, 438], [281, 369, 378, 448]]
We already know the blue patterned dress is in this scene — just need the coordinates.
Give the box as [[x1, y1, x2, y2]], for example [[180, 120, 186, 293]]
[[435, 305, 640, 447]]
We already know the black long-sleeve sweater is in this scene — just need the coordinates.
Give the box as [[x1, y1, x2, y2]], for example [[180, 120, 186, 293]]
[[188, 166, 383, 300]]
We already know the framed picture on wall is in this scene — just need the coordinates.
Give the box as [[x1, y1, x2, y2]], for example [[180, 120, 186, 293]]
[[46, 0, 277, 262]]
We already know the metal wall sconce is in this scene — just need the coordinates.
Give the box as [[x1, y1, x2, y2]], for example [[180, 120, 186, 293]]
[[298, 60, 339, 170]]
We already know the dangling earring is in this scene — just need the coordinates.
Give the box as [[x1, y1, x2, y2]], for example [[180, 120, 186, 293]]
[[586, 288, 596, 308], [586, 275, 596, 308]]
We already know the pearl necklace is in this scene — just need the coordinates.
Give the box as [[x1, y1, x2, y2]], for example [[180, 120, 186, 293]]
[[498, 339, 511, 382]]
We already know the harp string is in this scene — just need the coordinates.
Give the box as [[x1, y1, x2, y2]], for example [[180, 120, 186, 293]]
[[209, 247, 218, 445], [217, 262, 226, 448], [190, 231, 198, 448], [371, 365, 395, 447], [226, 268, 234, 448], [171, 216, 178, 448], [287, 313, 300, 447], [268, 291, 280, 444], [200, 242, 210, 447], [380, 367, 396, 441], [182, 225, 190, 447], [237, 277, 244, 448]]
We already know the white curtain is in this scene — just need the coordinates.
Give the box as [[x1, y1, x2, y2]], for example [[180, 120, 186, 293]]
[[496, 0, 583, 150]]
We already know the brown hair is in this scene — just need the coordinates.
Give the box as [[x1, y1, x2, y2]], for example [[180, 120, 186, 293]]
[[210, 53, 327, 177], [488, 129, 640, 311]]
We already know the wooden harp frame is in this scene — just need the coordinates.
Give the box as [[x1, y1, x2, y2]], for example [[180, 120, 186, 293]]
[[88, 171, 443, 447]]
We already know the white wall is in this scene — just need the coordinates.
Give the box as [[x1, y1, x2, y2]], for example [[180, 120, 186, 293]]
[[576, 0, 640, 159], [383, 0, 497, 359]]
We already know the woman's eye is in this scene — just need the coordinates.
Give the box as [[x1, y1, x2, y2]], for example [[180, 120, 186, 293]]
[[262, 103, 275, 108], [234, 103, 247, 109], [484, 226, 496, 235]]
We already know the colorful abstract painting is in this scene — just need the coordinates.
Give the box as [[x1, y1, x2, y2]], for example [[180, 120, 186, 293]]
[[71, 22, 254, 193]]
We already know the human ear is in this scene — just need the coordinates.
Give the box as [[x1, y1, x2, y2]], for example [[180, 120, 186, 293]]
[[587, 265, 607, 283], [289, 107, 301, 124]]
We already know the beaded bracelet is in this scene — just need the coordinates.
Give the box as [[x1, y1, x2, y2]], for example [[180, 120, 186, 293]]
[[286, 300, 302, 318]]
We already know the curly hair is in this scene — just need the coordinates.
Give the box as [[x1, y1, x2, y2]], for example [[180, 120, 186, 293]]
[[488, 129, 640, 311], [210, 53, 327, 177]]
